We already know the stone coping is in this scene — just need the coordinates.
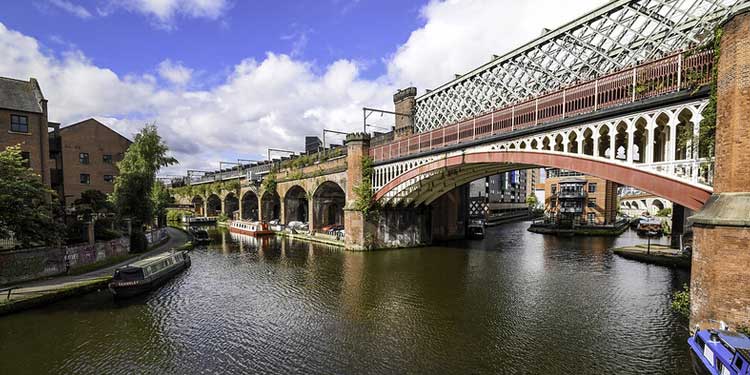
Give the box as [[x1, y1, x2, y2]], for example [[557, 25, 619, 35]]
[[690, 193, 750, 227]]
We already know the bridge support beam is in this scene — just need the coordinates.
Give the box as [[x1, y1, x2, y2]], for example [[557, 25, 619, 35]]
[[344, 133, 371, 250], [690, 10, 750, 332]]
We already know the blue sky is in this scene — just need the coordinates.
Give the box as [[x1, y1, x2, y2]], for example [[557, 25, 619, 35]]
[[4, 0, 423, 85], [0, 0, 604, 173]]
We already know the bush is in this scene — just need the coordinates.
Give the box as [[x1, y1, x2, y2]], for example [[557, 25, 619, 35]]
[[130, 230, 148, 253], [671, 283, 690, 318], [167, 209, 192, 222], [657, 208, 672, 217], [96, 228, 123, 241], [217, 213, 229, 222]]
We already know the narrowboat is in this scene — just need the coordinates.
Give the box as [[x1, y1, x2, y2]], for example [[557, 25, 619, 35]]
[[189, 228, 210, 244], [228, 220, 274, 236], [183, 216, 217, 225], [467, 219, 485, 239], [109, 250, 191, 298], [689, 328, 750, 375]]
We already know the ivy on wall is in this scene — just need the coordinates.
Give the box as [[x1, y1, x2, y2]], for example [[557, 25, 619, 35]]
[[353, 155, 379, 218]]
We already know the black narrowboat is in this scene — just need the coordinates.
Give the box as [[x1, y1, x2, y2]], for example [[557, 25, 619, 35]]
[[109, 250, 191, 298]]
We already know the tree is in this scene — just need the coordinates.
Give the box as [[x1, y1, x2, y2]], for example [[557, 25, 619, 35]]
[[151, 181, 174, 227], [526, 194, 538, 209], [0, 145, 64, 247], [111, 125, 177, 251]]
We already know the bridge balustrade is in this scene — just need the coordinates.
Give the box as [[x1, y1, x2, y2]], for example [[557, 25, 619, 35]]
[[370, 49, 714, 163]]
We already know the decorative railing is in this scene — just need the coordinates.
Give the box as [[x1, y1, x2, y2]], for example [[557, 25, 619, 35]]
[[639, 159, 714, 186], [370, 49, 714, 163]]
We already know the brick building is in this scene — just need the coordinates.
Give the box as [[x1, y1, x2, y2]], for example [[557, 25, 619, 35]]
[[57, 118, 131, 205], [0, 77, 52, 187], [468, 170, 529, 218], [543, 169, 618, 225]]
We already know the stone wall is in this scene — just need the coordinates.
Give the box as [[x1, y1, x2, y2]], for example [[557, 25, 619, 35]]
[[0, 237, 130, 285]]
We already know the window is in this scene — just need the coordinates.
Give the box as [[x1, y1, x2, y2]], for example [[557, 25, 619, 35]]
[[104, 175, 114, 184], [587, 213, 596, 224], [103, 154, 113, 164], [588, 183, 597, 193], [10, 114, 29, 133], [735, 356, 745, 371], [20, 151, 30, 168], [588, 198, 597, 208], [80, 173, 90, 184], [550, 198, 557, 208], [79, 152, 89, 164], [551, 184, 557, 194]]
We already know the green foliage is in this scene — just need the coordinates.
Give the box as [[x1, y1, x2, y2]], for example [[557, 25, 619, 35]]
[[671, 283, 691, 319], [170, 184, 195, 199], [353, 155, 378, 218], [525, 194, 538, 209], [112, 124, 178, 227], [167, 209, 193, 222], [738, 326, 750, 337], [0, 145, 64, 247], [151, 182, 174, 224], [657, 207, 672, 217], [217, 212, 229, 223], [262, 171, 278, 195]]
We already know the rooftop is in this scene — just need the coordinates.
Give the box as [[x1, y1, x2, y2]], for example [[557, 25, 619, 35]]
[[0, 76, 45, 113]]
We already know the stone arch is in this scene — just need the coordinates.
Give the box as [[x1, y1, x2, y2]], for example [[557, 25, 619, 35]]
[[241, 191, 259, 220], [283, 185, 308, 224], [632, 116, 648, 163], [567, 131, 579, 154], [311, 181, 345, 232], [542, 136, 551, 151], [261, 191, 280, 222], [582, 128, 594, 156], [598, 123, 611, 158], [519, 140, 527, 150], [653, 112, 670, 162], [206, 194, 222, 216], [224, 192, 239, 219], [651, 198, 665, 213], [614, 120, 629, 160], [675, 108, 693, 160], [530, 139, 539, 150], [553, 134, 564, 152]]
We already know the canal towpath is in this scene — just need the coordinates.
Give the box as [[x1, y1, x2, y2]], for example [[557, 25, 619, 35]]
[[0, 227, 190, 316]]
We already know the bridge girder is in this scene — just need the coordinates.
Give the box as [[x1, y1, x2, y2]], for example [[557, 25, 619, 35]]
[[415, 0, 747, 132]]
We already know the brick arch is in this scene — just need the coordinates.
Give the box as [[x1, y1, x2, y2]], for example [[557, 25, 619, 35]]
[[375, 151, 711, 211]]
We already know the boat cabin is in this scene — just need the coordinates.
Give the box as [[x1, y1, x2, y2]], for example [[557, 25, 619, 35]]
[[689, 329, 750, 375], [114, 252, 189, 282]]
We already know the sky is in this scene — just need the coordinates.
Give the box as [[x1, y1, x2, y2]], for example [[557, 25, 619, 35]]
[[0, 0, 605, 175]]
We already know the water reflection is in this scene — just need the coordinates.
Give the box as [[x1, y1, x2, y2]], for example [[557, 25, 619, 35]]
[[0, 222, 691, 374]]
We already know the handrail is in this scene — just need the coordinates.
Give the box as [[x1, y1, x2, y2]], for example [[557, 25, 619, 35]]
[[370, 49, 714, 163]]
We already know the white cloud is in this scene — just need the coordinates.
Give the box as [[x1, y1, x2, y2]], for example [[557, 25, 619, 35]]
[[48, 0, 92, 19], [387, 0, 606, 91], [1, 0, 613, 174], [111, 0, 229, 24], [0, 22, 391, 174], [158, 59, 193, 86]]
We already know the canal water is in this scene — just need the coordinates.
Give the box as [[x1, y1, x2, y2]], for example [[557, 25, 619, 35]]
[[0, 221, 691, 374]]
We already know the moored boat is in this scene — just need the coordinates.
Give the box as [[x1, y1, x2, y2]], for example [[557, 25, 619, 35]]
[[189, 228, 210, 244], [467, 219, 485, 239], [228, 220, 274, 236], [689, 328, 750, 375], [108, 250, 191, 298]]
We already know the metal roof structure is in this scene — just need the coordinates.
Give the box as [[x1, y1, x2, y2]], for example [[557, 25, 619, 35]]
[[414, 0, 750, 132]]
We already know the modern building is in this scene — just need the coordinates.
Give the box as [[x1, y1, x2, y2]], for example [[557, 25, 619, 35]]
[[543, 169, 618, 226], [57, 118, 132, 206], [0, 77, 52, 187], [469, 170, 529, 218]]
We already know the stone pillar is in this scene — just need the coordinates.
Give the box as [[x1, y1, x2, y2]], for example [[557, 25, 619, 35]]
[[344, 133, 371, 250], [257, 194, 264, 222], [690, 10, 750, 331], [279, 199, 286, 225], [393, 87, 417, 140], [309, 196, 316, 234]]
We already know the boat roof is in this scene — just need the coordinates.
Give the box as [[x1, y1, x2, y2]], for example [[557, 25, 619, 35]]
[[719, 330, 750, 349], [128, 252, 179, 268]]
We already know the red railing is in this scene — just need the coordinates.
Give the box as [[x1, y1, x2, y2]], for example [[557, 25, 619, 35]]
[[370, 49, 714, 162]]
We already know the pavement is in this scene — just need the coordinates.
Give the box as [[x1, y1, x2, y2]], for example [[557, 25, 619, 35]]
[[1, 227, 189, 304]]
